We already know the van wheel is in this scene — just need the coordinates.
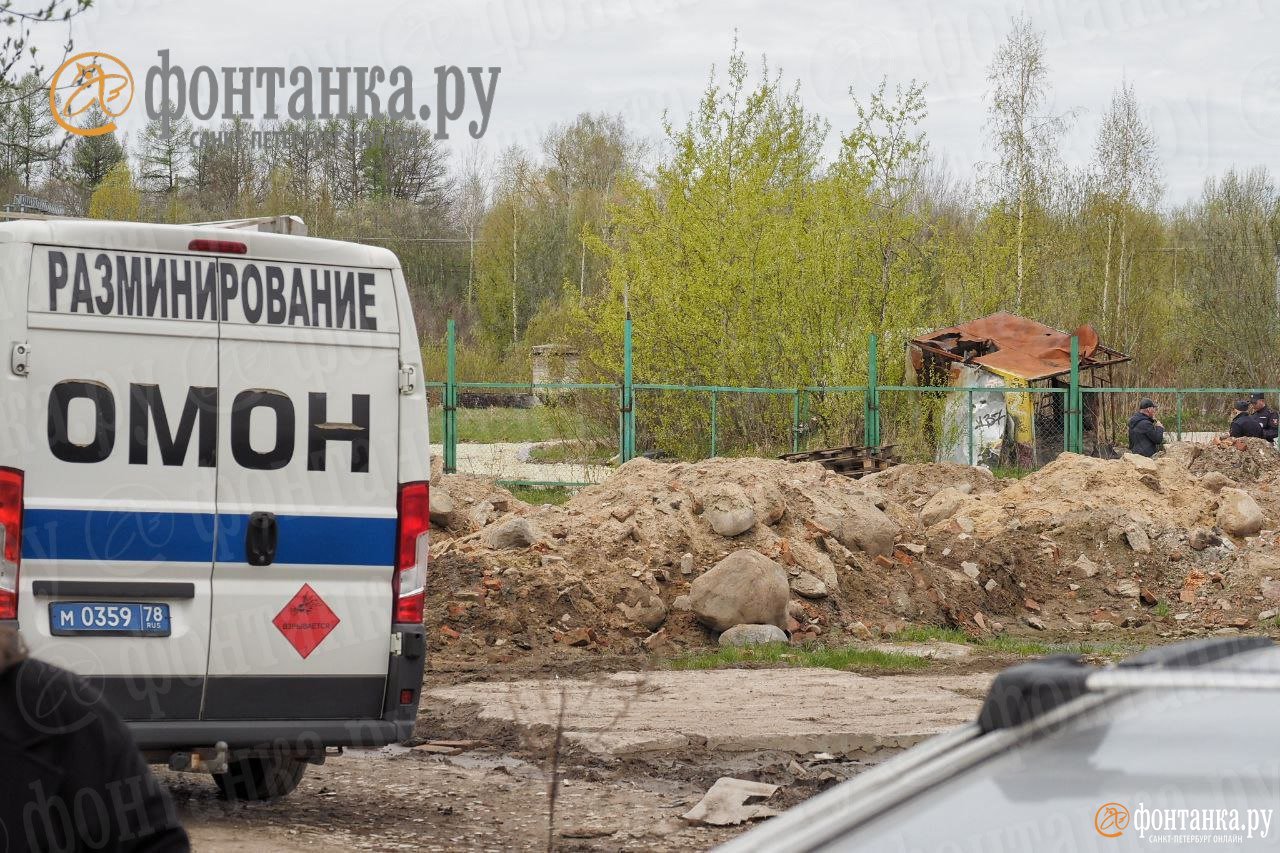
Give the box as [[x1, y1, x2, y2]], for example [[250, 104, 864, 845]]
[[214, 753, 307, 801]]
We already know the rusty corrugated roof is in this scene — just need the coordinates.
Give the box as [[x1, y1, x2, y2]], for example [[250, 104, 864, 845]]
[[910, 312, 1128, 381]]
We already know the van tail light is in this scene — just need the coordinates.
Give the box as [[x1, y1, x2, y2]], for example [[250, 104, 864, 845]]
[[393, 481, 428, 624], [188, 238, 247, 254], [0, 468, 23, 620]]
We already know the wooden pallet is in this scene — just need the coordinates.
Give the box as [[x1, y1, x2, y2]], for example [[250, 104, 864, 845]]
[[778, 444, 900, 479]]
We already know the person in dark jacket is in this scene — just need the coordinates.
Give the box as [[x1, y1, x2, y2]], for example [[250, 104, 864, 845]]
[[1250, 393, 1278, 443], [0, 628, 189, 853], [1231, 399, 1265, 438], [1127, 399, 1165, 457]]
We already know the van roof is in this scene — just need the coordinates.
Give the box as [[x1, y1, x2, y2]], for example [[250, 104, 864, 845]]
[[0, 219, 399, 269]]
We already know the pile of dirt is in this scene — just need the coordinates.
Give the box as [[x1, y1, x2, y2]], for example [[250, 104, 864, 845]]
[[430, 472, 527, 533], [956, 452, 1216, 536], [425, 448, 1280, 668], [863, 462, 1001, 509], [1174, 437, 1280, 483], [427, 457, 1001, 663]]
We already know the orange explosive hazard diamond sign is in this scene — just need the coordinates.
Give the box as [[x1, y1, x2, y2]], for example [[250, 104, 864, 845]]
[[273, 584, 340, 659]]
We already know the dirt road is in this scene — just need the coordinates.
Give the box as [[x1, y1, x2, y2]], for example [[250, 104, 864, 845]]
[[428, 441, 610, 484], [171, 667, 995, 851]]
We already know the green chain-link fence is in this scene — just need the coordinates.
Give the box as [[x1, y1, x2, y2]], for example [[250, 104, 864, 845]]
[[428, 320, 1280, 488]]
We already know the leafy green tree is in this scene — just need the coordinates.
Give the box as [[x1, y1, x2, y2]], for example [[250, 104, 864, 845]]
[[88, 160, 140, 220]]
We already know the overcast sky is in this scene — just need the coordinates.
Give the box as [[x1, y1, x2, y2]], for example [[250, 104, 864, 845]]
[[42, 0, 1280, 203]]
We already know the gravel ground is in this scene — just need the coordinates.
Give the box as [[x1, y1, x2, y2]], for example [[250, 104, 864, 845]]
[[169, 667, 996, 852]]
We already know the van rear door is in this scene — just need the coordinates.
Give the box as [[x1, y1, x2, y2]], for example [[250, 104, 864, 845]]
[[204, 256, 400, 720], [19, 245, 218, 720]]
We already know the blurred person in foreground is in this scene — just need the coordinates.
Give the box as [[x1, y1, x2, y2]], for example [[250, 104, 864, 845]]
[[0, 627, 189, 852], [1127, 398, 1165, 457]]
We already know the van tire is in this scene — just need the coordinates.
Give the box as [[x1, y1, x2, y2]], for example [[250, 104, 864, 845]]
[[214, 753, 307, 801]]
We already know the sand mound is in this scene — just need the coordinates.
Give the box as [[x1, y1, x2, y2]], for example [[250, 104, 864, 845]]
[[862, 462, 1000, 509], [428, 458, 1001, 659], [959, 452, 1216, 537], [1176, 438, 1280, 483], [431, 474, 528, 533]]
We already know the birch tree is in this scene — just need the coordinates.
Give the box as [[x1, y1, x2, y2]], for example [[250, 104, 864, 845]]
[[984, 14, 1069, 310], [1091, 80, 1161, 335]]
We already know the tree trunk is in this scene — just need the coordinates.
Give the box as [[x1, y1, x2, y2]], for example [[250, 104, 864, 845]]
[[1117, 216, 1128, 343], [1102, 213, 1114, 331], [878, 243, 892, 328], [1015, 187, 1026, 310], [511, 204, 519, 344], [466, 228, 475, 306]]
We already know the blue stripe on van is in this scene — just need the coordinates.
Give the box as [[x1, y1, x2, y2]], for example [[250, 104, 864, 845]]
[[213, 513, 395, 566], [22, 509, 395, 567]]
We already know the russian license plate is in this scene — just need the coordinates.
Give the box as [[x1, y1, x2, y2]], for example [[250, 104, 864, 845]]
[[49, 602, 171, 637]]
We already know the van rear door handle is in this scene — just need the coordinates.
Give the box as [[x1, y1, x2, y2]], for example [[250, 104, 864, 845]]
[[245, 512, 278, 566]]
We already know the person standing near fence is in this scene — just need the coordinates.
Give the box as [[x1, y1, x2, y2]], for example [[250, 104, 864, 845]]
[[1250, 393, 1278, 443], [1127, 399, 1165, 457], [1231, 400, 1265, 439]]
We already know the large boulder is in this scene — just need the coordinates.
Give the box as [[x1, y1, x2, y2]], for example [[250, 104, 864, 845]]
[[718, 624, 788, 647], [688, 550, 790, 632], [1199, 471, 1233, 492], [835, 502, 899, 557], [1122, 452, 1158, 473], [618, 592, 668, 631], [700, 484, 757, 537], [790, 571, 828, 599], [1218, 488, 1264, 537], [428, 485, 455, 527], [793, 540, 838, 589], [919, 487, 970, 527], [481, 516, 540, 549]]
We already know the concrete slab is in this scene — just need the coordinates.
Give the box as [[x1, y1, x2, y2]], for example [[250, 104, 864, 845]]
[[428, 669, 993, 757]]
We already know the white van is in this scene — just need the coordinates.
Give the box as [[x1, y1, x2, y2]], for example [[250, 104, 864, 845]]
[[0, 218, 430, 799]]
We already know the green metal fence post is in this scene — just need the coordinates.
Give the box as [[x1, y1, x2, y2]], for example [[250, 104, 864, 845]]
[[1067, 336, 1082, 454], [620, 314, 635, 462], [444, 318, 457, 474], [791, 389, 802, 454], [709, 390, 718, 458], [1175, 391, 1183, 441], [864, 334, 880, 447]]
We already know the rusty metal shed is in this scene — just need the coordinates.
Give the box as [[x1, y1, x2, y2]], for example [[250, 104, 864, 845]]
[[908, 312, 1129, 382], [907, 313, 1130, 465]]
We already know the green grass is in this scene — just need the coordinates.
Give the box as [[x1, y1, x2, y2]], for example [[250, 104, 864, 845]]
[[428, 406, 587, 444], [506, 484, 574, 506], [664, 642, 930, 672], [1153, 601, 1171, 618], [992, 465, 1035, 479], [888, 626, 1138, 659], [526, 440, 615, 465]]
